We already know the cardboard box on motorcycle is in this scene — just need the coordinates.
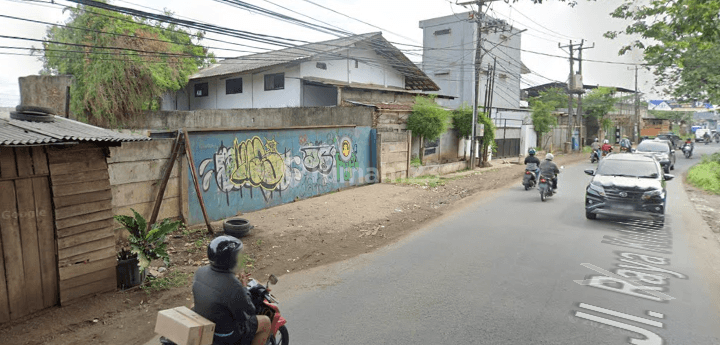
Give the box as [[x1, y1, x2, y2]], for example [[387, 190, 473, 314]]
[[155, 306, 215, 345]]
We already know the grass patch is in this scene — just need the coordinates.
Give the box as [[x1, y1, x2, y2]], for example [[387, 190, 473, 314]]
[[395, 175, 445, 188], [687, 153, 720, 194], [410, 158, 422, 168], [237, 253, 256, 273], [141, 271, 190, 294], [582, 146, 593, 153]]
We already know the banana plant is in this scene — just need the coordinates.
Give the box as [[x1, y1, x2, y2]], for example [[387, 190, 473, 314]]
[[114, 209, 182, 273]]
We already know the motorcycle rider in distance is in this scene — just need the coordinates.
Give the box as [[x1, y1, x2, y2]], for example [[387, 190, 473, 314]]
[[619, 135, 632, 152], [539, 153, 560, 192], [684, 137, 694, 155], [524, 148, 541, 179], [192, 236, 272, 345], [590, 138, 601, 161], [601, 139, 613, 156], [704, 132, 711, 144]]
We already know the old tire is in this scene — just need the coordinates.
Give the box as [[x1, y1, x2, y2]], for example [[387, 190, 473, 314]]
[[223, 218, 253, 238], [586, 211, 597, 220], [10, 111, 54, 122], [15, 105, 55, 115]]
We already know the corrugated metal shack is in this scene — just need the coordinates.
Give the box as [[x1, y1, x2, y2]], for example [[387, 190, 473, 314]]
[[0, 113, 148, 323]]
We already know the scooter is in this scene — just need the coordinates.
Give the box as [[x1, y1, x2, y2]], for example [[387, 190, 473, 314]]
[[590, 150, 599, 163], [248, 275, 288, 345], [159, 274, 288, 345], [682, 143, 693, 158], [538, 174, 555, 202], [522, 163, 538, 190]]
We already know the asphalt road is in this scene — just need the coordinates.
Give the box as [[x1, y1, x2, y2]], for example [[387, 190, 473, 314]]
[[272, 144, 720, 345]]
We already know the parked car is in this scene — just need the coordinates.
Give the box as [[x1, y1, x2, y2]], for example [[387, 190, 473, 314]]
[[656, 133, 682, 148], [636, 139, 676, 173], [585, 153, 673, 221]]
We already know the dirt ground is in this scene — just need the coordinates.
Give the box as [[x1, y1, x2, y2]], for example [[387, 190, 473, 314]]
[[0, 153, 586, 345], [684, 175, 720, 241]]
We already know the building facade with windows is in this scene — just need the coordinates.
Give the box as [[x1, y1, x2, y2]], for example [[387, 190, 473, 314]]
[[161, 32, 439, 111]]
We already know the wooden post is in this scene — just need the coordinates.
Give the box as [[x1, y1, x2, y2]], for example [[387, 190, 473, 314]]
[[182, 130, 214, 235], [148, 131, 182, 228], [406, 130, 412, 178], [376, 132, 383, 183]]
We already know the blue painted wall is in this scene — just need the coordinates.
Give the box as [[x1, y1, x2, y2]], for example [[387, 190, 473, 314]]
[[187, 127, 376, 225]]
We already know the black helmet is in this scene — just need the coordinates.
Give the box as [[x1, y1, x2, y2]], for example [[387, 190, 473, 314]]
[[207, 236, 244, 271]]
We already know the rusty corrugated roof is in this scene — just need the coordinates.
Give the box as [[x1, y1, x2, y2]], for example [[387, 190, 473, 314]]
[[0, 116, 149, 146]]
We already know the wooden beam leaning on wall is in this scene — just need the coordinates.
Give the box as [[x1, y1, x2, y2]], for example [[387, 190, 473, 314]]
[[148, 131, 182, 228], [182, 129, 214, 235]]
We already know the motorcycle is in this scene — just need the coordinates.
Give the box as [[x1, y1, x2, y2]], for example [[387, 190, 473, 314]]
[[590, 150, 600, 163], [682, 143, 693, 158], [620, 146, 630, 153], [538, 174, 555, 202], [248, 275, 289, 345], [522, 163, 538, 190], [159, 274, 288, 345]]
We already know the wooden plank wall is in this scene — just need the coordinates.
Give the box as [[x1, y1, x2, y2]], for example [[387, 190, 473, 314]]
[[46, 144, 116, 305], [107, 139, 183, 241], [378, 131, 412, 182], [0, 146, 57, 323]]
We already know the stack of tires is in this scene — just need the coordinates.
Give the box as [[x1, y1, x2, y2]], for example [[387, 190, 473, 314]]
[[223, 218, 254, 238], [10, 105, 56, 122]]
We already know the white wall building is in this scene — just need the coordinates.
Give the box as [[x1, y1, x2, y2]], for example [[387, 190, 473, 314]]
[[162, 33, 438, 111], [419, 12, 529, 111]]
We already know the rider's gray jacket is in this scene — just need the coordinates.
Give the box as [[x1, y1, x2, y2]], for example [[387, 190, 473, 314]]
[[193, 265, 256, 344], [539, 160, 560, 178]]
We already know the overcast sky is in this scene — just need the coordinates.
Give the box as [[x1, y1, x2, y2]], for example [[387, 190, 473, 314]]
[[0, 0, 654, 107]]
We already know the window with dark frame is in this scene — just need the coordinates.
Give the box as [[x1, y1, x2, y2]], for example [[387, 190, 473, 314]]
[[434, 28, 451, 36], [225, 78, 243, 94], [316, 62, 327, 70], [194, 82, 208, 97], [264, 73, 285, 91]]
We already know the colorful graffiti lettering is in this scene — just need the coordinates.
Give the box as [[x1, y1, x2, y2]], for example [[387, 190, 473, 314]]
[[230, 137, 284, 190], [300, 145, 335, 174], [336, 136, 359, 181]]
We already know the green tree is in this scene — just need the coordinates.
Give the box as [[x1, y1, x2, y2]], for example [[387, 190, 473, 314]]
[[529, 87, 564, 148], [408, 96, 450, 164], [40, 2, 214, 126], [605, 0, 720, 104], [583, 87, 617, 140], [451, 105, 495, 160]]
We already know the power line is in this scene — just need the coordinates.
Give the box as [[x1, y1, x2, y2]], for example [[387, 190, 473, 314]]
[[299, 0, 420, 44]]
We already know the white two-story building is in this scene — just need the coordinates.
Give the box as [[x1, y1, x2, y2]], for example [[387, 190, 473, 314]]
[[162, 32, 439, 111]]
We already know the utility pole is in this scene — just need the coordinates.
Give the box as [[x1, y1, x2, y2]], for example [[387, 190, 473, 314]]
[[560, 39, 593, 150], [575, 40, 594, 147], [628, 65, 640, 144], [459, 0, 499, 169], [559, 41, 574, 146]]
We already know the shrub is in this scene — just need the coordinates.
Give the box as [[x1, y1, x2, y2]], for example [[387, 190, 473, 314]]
[[687, 161, 720, 194], [114, 210, 182, 272]]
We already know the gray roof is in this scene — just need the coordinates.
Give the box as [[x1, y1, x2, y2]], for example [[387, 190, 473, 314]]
[[190, 32, 440, 91], [0, 116, 149, 146]]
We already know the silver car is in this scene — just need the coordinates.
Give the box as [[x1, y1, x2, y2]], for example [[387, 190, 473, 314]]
[[636, 140, 676, 173]]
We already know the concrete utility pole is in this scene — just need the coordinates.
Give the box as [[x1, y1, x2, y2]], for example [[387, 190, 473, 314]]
[[575, 40, 594, 147], [560, 39, 593, 149], [559, 41, 574, 145], [459, 0, 499, 169], [628, 65, 640, 144]]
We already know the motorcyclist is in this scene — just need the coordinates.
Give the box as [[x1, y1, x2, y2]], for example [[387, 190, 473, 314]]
[[601, 139, 613, 156], [683, 138, 694, 155], [590, 138, 601, 160], [524, 148, 541, 179], [192, 236, 272, 345], [619, 135, 631, 152], [703, 132, 711, 144], [539, 153, 560, 192]]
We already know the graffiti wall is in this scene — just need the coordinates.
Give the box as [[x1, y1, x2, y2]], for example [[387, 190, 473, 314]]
[[187, 127, 375, 224]]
